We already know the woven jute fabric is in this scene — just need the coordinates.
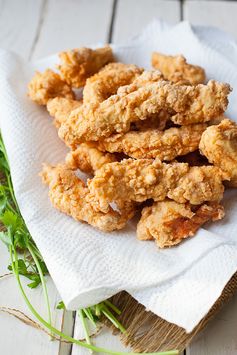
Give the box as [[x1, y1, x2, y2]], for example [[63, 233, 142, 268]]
[[104, 272, 237, 353]]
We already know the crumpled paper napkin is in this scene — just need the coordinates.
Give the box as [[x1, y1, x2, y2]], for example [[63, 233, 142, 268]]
[[1, 20, 237, 333]]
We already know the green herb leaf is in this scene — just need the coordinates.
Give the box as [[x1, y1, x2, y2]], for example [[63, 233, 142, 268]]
[[8, 259, 41, 288], [8, 259, 28, 274], [0, 210, 20, 232], [27, 275, 41, 289], [14, 230, 29, 249], [56, 301, 66, 310]]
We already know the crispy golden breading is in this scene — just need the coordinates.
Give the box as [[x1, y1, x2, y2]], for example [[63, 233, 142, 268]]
[[66, 143, 117, 174], [59, 78, 230, 144], [41, 164, 129, 232], [83, 63, 144, 104], [58, 46, 114, 88], [152, 52, 206, 85], [168, 165, 227, 204], [98, 124, 207, 160], [199, 119, 237, 187], [28, 69, 75, 105], [137, 200, 224, 248], [88, 159, 187, 212], [88, 159, 226, 212], [137, 200, 194, 241], [47, 97, 82, 128], [115, 70, 164, 93]]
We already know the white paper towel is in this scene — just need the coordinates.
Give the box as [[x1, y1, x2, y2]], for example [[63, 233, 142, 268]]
[[1, 20, 237, 332]]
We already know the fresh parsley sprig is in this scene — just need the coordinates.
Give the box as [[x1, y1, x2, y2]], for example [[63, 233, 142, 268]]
[[0, 132, 178, 355]]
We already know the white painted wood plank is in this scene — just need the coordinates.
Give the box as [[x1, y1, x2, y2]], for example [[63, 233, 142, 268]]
[[0, 242, 64, 355], [58, 310, 75, 355], [31, 0, 114, 60], [112, 0, 180, 43], [0, 0, 43, 59], [187, 292, 237, 355], [184, 0, 237, 40], [72, 316, 130, 355]]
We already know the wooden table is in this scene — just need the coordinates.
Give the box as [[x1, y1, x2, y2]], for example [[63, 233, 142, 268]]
[[0, 1, 237, 354]]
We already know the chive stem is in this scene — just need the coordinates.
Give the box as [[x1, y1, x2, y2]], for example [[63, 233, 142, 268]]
[[28, 243, 52, 336]]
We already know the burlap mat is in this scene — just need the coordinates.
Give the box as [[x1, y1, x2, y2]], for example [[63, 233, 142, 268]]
[[104, 272, 237, 353]]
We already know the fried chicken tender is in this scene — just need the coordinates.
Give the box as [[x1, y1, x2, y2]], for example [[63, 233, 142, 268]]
[[47, 97, 82, 128], [28, 69, 75, 105], [83, 63, 144, 104], [58, 46, 114, 88], [66, 143, 117, 174], [152, 52, 206, 85], [59, 77, 230, 144], [199, 119, 237, 187], [113, 70, 164, 93], [137, 200, 224, 248], [98, 124, 207, 160], [41, 164, 129, 231], [88, 159, 226, 212], [168, 165, 227, 204]]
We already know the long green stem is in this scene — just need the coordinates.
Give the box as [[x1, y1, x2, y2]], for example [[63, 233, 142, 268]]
[[6, 202, 16, 214], [104, 300, 121, 315], [9, 246, 178, 355], [28, 241, 44, 263], [5, 172, 20, 214], [78, 309, 92, 347], [102, 304, 126, 333], [83, 307, 97, 327], [28, 243, 52, 334]]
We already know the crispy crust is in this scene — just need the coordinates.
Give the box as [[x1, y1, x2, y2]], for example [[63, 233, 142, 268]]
[[41, 164, 130, 231], [98, 124, 207, 160], [199, 118, 237, 187], [47, 97, 82, 128], [152, 52, 206, 85], [58, 77, 230, 144], [83, 62, 143, 104], [66, 143, 117, 174], [58, 46, 114, 88], [88, 159, 226, 212], [28, 69, 75, 105], [137, 200, 224, 247]]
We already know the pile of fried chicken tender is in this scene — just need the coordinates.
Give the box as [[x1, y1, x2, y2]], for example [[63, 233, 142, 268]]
[[28, 46, 237, 248]]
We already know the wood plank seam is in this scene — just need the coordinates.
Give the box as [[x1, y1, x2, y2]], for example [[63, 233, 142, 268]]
[[68, 312, 76, 355], [180, 0, 184, 21], [108, 0, 118, 42], [29, 0, 48, 60]]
